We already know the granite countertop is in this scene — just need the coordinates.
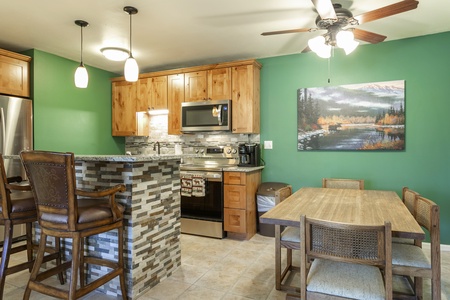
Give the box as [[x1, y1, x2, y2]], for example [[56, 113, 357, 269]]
[[222, 166, 265, 172], [3, 154, 184, 162]]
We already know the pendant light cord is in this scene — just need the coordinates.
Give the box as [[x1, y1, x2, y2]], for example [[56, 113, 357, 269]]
[[129, 12, 133, 58], [80, 25, 84, 65]]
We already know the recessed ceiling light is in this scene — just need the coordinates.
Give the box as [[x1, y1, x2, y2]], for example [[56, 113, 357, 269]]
[[100, 47, 129, 61]]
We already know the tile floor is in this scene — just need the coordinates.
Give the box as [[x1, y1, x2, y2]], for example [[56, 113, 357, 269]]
[[3, 233, 450, 299]]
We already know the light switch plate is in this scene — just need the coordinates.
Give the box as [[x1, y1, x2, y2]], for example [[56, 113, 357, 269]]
[[264, 141, 273, 149]]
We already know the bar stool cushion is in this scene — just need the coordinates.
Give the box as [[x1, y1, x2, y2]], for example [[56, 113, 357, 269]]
[[0, 191, 36, 216], [392, 243, 430, 268], [307, 258, 385, 300], [40, 198, 125, 225], [280, 226, 300, 243]]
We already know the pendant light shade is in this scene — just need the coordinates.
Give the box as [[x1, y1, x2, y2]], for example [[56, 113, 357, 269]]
[[74, 20, 89, 88], [124, 6, 139, 82]]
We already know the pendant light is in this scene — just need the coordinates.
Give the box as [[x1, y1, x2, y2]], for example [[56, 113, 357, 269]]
[[124, 6, 139, 82], [74, 20, 89, 88]]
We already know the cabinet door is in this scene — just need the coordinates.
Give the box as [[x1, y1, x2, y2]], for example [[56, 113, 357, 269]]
[[231, 64, 260, 134], [137, 76, 168, 111], [224, 208, 246, 233], [207, 67, 231, 100], [112, 81, 139, 136], [168, 74, 185, 135], [224, 185, 246, 209], [184, 71, 207, 102], [0, 54, 30, 97], [224, 172, 246, 185]]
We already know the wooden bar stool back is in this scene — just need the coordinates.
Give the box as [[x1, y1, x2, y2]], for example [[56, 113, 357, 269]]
[[20, 151, 128, 300], [0, 154, 63, 300]]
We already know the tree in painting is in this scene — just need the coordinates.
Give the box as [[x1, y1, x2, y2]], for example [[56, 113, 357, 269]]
[[297, 80, 405, 151]]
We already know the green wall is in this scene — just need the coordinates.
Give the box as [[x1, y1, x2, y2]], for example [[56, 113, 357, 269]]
[[259, 31, 450, 244], [24, 49, 125, 154]]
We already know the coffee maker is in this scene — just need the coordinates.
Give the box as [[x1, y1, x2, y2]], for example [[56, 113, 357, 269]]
[[238, 143, 260, 167]]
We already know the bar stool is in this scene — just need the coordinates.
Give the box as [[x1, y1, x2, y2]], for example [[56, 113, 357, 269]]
[[0, 154, 63, 300], [20, 150, 127, 300]]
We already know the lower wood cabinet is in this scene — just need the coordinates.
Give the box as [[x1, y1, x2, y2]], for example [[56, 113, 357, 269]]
[[224, 170, 261, 239]]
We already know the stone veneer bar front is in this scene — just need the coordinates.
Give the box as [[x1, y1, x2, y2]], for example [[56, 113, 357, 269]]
[[72, 154, 182, 299]]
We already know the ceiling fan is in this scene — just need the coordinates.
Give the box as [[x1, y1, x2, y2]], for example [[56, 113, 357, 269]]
[[261, 0, 419, 56]]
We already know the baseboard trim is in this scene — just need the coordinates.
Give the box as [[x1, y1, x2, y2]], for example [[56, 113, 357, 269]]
[[422, 242, 450, 252]]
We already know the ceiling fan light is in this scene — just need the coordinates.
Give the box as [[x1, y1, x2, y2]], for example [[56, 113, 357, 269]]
[[308, 35, 327, 53], [316, 44, 332, 58], [343, 40, 359, 55], [124, 56, 139, 82], [336, 30, 355, 48]]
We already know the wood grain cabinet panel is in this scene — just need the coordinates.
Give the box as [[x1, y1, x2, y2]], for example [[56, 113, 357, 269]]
[[0, 49, 31, 97], [224, 171, 261, 239], [167, 74, 185, 135], [137, 76, 168, 111]]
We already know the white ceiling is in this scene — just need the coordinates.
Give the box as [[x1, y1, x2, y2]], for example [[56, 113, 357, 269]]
[[1, 0, 449, 75]]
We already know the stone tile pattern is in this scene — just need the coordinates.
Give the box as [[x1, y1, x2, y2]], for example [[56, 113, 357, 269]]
[[34, 159, 181, 299]]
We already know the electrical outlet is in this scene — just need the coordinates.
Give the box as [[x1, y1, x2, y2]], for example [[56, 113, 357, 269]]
[[264, 141, 273, 149]]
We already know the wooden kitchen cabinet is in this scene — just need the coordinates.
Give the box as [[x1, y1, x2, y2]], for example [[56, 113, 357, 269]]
[[231, 62, 261, 134], [224, 170, 261, 239], [168, 74, 185, 135], [0, 48, 31, 97], [137, 75, 168, 112], [112, 80, 148, 136], [184, 67, 231, 102]]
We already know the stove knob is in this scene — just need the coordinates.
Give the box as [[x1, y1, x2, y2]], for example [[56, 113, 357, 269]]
[[200, 149, 205, 154], [231, 148, 237, 154], [226, 148, 231, 154], [195, 149, 199, 154]]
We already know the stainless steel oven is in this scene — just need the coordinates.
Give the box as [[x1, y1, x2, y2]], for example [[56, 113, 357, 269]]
[[180, 146, 239, 239]]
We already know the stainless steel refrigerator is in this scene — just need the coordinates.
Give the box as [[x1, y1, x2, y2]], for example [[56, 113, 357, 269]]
[[0, 95, 33, 177]]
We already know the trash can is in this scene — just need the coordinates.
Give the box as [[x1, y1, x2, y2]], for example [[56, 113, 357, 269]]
[[257, 182, 292, 237]]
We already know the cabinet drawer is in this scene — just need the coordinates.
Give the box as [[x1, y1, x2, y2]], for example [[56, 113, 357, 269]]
[[224, 185, 246, 209], [224, 172, 246, 185], [224, 208, 246, 233]]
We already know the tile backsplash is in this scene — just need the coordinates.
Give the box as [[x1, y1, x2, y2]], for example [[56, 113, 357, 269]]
[[125, 115, 260, 155]]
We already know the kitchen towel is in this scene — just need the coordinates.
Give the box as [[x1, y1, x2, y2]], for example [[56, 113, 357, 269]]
[[181, 174, 192, 197], [192, 175, 205, 197]]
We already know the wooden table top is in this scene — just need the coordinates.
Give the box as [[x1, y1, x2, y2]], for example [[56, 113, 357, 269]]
[[260, 187, 425, 240]]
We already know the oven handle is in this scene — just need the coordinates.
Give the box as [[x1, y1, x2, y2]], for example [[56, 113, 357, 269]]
[[180, 171, 223, 182]]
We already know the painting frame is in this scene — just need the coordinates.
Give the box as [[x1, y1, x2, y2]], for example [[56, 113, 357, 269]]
[[297, 80, 405, 151]]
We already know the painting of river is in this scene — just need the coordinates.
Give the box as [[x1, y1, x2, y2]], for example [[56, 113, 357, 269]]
[[297, 80, 405, 151]]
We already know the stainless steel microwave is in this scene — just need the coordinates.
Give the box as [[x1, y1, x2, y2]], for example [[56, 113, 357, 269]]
[[181, 100, 231, 132]]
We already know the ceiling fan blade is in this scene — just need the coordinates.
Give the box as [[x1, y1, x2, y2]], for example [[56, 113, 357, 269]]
[[311, 0, 337, 20], [261, 28, 312, 36], [353, 28, 387, 44], [302, 46, 311, 53], [354, 0, 419, 25]]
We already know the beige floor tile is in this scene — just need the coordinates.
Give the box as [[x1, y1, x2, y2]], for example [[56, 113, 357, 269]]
[[170, 263, 209, 284], [140, 277, 191, 300], [194, 268, 240, 292], [177, 284, 226, 299], [229, 276, 274, 300]]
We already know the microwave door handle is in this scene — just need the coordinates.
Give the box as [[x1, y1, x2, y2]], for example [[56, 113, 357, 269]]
[[217, 105, 222, 125]]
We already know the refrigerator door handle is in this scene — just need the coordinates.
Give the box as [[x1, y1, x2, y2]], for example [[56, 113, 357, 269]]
[[0, 107, 5, 154]]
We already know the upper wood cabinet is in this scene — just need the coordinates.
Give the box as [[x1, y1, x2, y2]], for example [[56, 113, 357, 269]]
[[111, 59, 261, 136], [168, 74, 185, 135], [0, 49, 31, 97], [184, 67, 231, 102], [137, 76, 168, 112], [231, 63, 261, 134], [112, 81, 148, 136]]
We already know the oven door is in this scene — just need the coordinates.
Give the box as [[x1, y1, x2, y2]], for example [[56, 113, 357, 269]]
[[180, 171, 223, 222]]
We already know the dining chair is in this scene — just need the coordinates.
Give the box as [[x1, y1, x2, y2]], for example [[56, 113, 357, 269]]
[[290, 215, 392, 300], [0, 154, 64, 300], [20, 151, 128, 300], [272, 185, 298, 292], [392, 187, 420, 245], [392, 195, 441, 300], [322, 178, 364, 190]]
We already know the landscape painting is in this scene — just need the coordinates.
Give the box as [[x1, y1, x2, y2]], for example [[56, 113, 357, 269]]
[[297, 80, 405, 151]]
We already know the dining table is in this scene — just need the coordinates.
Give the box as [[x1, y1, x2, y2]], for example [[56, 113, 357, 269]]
[[260, 187, 425, 297], [260, 187, 424, 239]]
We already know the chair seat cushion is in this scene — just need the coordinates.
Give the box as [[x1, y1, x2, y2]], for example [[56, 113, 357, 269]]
[[392, 237, 414, 245], [307, 258, 385, 300], [392, 243, 430, 268], [0, 191, 36, 218], [281, 226, 300, 243], [41, 198, 125, 224]]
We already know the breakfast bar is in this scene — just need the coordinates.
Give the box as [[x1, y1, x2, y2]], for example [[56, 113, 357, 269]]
[[73, 154, 182, 299]]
